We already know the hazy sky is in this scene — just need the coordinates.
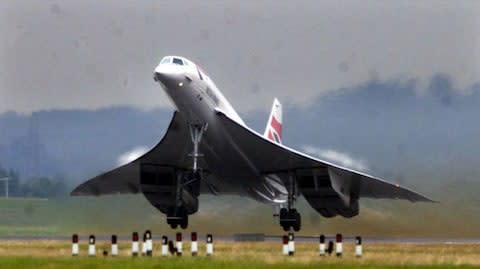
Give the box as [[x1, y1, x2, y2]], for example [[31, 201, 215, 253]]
[[1, 1, 479, 114]]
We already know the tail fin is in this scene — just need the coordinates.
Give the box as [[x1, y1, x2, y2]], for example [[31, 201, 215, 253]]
[[264, 98, 282, 144]]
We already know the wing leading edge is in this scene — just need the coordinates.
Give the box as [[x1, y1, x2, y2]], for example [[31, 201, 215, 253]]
[[214, 109, 433, 203], [71, 111, 190, 196]]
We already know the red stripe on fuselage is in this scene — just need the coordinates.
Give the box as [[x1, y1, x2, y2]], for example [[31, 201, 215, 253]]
[[270, 116, 282, 138]]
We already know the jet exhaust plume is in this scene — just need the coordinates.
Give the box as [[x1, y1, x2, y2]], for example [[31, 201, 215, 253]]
[[302, 146, 368, 172]]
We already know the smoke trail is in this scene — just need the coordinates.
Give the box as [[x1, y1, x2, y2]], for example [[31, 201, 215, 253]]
[[117, 146, 148, 166], [302, 145, 368, 171]]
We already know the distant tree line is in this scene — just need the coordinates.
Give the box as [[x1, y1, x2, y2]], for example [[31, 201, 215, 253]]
[[0, 166, 67, 198]]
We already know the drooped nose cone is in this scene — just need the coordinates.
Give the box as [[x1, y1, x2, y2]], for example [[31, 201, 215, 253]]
[[154, 71, 174, 88], [154, 71, 172, 87], [154, 65, 183, 88]]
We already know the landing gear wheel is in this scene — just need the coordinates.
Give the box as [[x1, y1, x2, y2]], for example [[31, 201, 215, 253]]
[[167, 207, 189, 229], [167, 216, 188, 229], [279, 209, 301, 231], [292, 211, 301, 232], [280, 208, 287, 217], [180, 214, 188, 229]]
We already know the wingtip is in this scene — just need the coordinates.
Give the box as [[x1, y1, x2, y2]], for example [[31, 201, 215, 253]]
[[69, 188, 81, 196], [418, 191, 437, 203], [415, 195, 437, 203]]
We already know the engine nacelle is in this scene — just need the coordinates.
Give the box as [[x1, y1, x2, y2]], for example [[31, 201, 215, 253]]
[[296, 167, 359, 218], [139, 164, 199, 215]]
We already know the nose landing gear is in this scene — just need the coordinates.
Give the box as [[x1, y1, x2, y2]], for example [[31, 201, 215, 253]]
[[167, 207, 188, 229], [189, 123, 208, 173], [166, 123, 208, 229]]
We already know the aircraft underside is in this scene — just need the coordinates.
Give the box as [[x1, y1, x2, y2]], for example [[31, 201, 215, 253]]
[[71, 55, 432, 232], [138, 115, 359, 231], [72, 108, 431, 232]]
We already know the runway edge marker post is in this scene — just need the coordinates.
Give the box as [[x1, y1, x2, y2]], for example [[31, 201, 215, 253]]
[[176, 232, 183, 256], [71, 234, 79, 256], [282, 235, 289, 256], [111, 235, 118, 257], [288, 233, 295, 256], [206, 234, 213, 256], [319, 234, 325, 256], [161, 236, 168, 256], [142, 232, 147, 256], [146, 230, 153, 257], [88, 235, 96, 257], [131, 232, 139, 257], [355, 236, 362, 258], [191, 232, 198, 256], [335, 233, 343, 257]]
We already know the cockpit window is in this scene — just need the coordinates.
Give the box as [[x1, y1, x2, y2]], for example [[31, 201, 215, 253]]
[[172, 58, 183, 65], [160, 57, 171, 64]]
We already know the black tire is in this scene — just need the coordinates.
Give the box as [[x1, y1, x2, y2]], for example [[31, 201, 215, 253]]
[[279, 208, 289, 231], [167, 207, 175, 220], [170, 222, 178, 229], [180, 215, 188, 229], [280, 208, 288, 218], [287, 209, 296, 222], [292, 223, 300, 232], [296, 211, 301, 226], [293, 211, 301, 232]]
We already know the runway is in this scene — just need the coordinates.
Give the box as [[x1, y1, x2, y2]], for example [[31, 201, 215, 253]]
[[0, 235, 479, 244], [0, 236, 479, 268]]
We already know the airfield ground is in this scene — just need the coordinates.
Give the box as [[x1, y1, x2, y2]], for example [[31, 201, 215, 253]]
[[0, 240, 479, 268]]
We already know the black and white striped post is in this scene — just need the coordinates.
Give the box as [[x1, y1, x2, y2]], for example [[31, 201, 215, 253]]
[[71, 234, 79, 256], [88, 235, 96, 257], [191, 232, 198, 256], [335, 233, 343, 257], [288, 233, 295, 256], [282, 235, 289, 256], [131, 232, 139, 257], [355, 236, 362, 258], [206, 234, 213, 256], [111, 235, 118, 257], [161, 236, 168, 256], [141, 232, 147, 256], [319, 234, 326, 256], [176, 232, 183, 256], [145, 230, 153, 257]]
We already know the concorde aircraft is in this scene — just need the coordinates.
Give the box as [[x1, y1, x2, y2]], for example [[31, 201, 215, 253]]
[[72, 56, 432, 231]]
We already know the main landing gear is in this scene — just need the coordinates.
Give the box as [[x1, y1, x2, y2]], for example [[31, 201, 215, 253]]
[[279, 173, 302, 232], [167, 123, 207, 229]]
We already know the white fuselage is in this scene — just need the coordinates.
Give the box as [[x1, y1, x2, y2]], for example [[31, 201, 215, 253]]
[[154, 56, 288, 204], [154, 56, 244, 127]]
